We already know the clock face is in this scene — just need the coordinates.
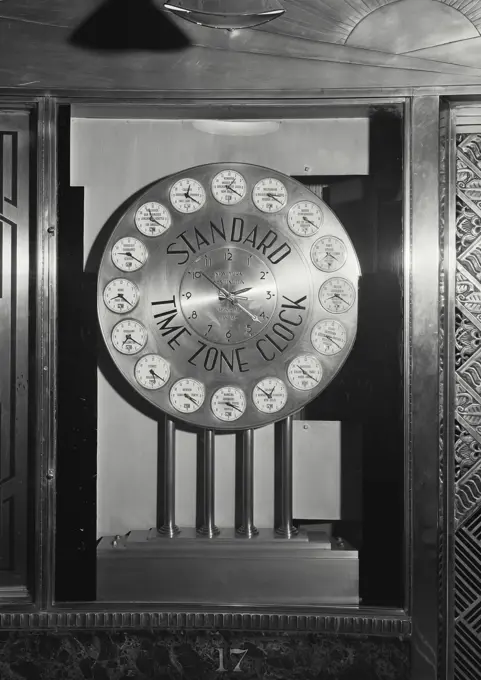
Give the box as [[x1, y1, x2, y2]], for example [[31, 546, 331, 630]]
[[98, 162, 360, 430], [170, 178, 206, 213], [111, 319, 148, 355], [103, 278, 139, 314], [211, 386, 247, 422], [135, 354, 170, 390], [311, 319, 347, 356], [252, 178, 288, 213], [253, 377, 287, 414], [112, 237, 148, 272], [288, 201, 323, 237], [319, 277, 356, 314], [135, 202, 171, 237], [211, 170, 247, 205], [287, 354, 322, 391], [179, 247, 277, 344], [170, 378, 205, 413], [311, 236, 347, 272]]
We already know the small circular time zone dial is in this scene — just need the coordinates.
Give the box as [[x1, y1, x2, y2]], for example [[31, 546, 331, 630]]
[[253, 377, 288, 414], [211, 386, 246, 422], [311, 319, 347, 356], [252, 178, 288, 213], [135, 202, 171, 237], [287, 354, 323, 391], [311, 236, 347, 272], [135, 354, 170, 390], [111, 319, 148, 355], [170, 178, 206, 214], [170, 378, 205, 413], [211, 170, 246, 205], [319, 278, 356, 314], [103, 278, 139, 314], [288, 201, 323, 237], [112, 237, 148, 272], [179, 247, 277, 344]]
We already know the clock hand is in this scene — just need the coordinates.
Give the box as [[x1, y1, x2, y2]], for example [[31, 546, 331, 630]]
[[230, 299, 260, 323], [225, 401, 242, 413], [322, 333, 342, 350], [149, 369, 163, 381], [230, 286, 252, 296], [266, 192, 283, 205], [183, 185, 201, 205], [218, 293, 248, 301], [327, 294, 348, 305], [323, 252, 338, 261], [147, 209, 162, 226], [124, 251, 143, 265], [128, 335, 141, 346], [226, 182, 242, 197], [184, 393, 198, 406], [122, 333, 133, 346], [267, 387, 276, 398], [299, 365, 317, 382], [302, 216, 317, 228], [258, 387, 272, 399]]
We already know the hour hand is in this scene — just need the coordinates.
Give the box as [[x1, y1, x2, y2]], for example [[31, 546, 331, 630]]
[[230, 286, 252, 297]]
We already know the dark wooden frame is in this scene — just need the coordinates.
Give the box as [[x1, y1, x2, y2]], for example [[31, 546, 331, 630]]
[[0, 91, 449, 680]]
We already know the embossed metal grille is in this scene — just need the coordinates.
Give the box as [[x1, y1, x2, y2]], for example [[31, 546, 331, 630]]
[[454, 133, 481, 680], [0, 113, 29, 590]]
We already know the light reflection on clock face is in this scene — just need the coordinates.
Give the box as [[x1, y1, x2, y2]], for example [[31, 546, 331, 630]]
[[179, 246, 277, 344]]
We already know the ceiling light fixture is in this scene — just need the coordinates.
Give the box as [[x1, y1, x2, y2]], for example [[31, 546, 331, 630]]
[[159, 0, 285, 30]]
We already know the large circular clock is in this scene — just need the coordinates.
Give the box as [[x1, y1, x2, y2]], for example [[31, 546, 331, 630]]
[[98, 162, 360, 430]]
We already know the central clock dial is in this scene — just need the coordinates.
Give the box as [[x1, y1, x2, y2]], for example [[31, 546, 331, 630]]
[[179, 247, 277, 344]]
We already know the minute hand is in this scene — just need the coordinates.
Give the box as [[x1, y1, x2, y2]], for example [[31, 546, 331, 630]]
[[231, 299, 260, 323]]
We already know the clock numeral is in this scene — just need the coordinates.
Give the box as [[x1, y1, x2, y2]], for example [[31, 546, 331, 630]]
[[266, 291, 274, 300], [247, 256, 252, 266], [226, 330, 232, 341], [204, 256, 212, 268], [259, 311, 266, 320], [187, 270, 201, 279], [204, 324, 213, 337], [245, 325, 252, 335], [260, 271, 267, 279], [190, 311, 197, 319], [224, 249, 233, 261], [184, 291, 192, 299]]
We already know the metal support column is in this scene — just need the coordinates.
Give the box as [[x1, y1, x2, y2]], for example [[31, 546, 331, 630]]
[[158, 417, 180, 537], [236, 429, 258, 538], [197, 428, 220, 537], [275, 416, 298, 538]]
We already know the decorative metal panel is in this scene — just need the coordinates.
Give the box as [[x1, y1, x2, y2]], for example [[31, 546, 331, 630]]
[[453, 132, 481, 680], [0, 113, 30, 590]]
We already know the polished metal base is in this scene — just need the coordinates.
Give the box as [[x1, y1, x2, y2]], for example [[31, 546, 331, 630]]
[[97, 528, 357, 605], [145, 526, 310, 543]]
